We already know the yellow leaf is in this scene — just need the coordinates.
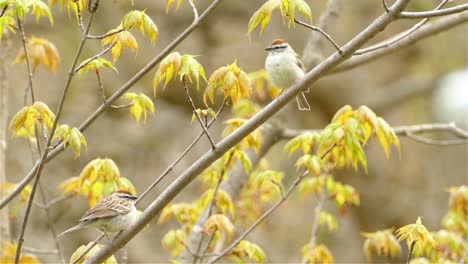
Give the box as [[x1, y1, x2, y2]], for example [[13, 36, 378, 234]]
[[102, 30, 138, 62], [153, 52, 182, 94], [31, 0, 54, 25], [204, 214, 234, 241], [14, 36, 60, 72]]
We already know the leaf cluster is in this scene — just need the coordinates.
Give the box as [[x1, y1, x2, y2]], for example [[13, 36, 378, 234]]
[[58, 158, 136, 207]]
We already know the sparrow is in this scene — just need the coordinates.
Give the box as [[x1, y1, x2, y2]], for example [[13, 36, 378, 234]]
[[265, 39, 311, 111], [57, 190, 138, 238]]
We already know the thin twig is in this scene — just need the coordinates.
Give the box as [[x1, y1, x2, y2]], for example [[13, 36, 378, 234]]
[[187, 0, 199, 21], [86, 28, 124, 39], [302, 187, 327, 263], [0, 5, 7, 18], [23, 247, 59, 255], [17, 16, 44, 159], [33, 192, 74, 209], [95, 70, 133, 109], [294, 18, 342, 54], [14, 8, 99, 263], [71, 235, 104, 264], [382, 0, 390, 13], [182, 76, 217, 150], [75, 0, 86, 33], [405, 131, 468, 145], [37, 183, 66, 264], [198, 232, 216, 263], [355, 0, 450, 55], [192, 151, 235, 263], [406, 241, 415, 264], [281, 123, 468, 141], [207, 170, 309, 264], [16, 16, 35, 103], [399, 3, 468, 19], [135, 98, 228, 204], [73, 43, 115, 74], [332, 11, 468, 73], [110, 102, 134, 109]]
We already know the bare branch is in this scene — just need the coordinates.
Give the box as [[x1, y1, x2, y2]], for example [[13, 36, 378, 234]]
[[84, 1, 412, 262], [282, 123, 468, 139], [187, 0, 199, 21], [182, 76, 217, 150], [332, 11, 468, 73], [71, 235, 105, 264], [301, 0, 343, 69], [73, 43, 115, 74], [37, 183, 65, 263], [399, 4, 468, 19], [86, 28, 124, 40], [303, 188, 326, 263], [294, 18, 342, 54], [23, 247, 59, 255], [354, 0, 450, 56], [75, 0, 86, 33]]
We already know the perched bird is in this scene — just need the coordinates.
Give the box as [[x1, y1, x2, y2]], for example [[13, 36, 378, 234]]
[[265, 39, 311, 111], [57, 190, 138, 238]]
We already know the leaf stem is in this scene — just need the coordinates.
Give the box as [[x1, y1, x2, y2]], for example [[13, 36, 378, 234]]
[[182, 76, 217, 150]]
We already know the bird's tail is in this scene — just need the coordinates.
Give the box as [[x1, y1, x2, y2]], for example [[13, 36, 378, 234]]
[[57, 224, 84, 238], [296, 91, 311, 111]]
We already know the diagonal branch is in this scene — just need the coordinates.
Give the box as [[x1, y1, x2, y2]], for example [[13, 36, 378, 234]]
[[294, 18, 342, 54], [83, 1, 412, 262]]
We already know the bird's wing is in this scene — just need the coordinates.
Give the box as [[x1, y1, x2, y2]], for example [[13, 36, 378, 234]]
[[295, 52, 306, 72], [295, 52, 309, 93], [80, 197, 132, 222]]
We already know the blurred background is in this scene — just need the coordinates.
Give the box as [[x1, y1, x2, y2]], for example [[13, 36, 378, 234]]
[[2, 0, 468, 262]]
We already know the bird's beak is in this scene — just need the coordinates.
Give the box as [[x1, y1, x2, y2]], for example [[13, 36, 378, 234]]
[[265, 46, 273, 51]]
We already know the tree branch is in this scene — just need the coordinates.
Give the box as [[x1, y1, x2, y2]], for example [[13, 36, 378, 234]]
[[354, 0, 450, 55], [281, 123, 468, 141], [399, 3, 468, 19], [294, 18, 342, 54], [83, 2, 413, 262], [301, 0, 343, 69], [332, 11, 468, 74]]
